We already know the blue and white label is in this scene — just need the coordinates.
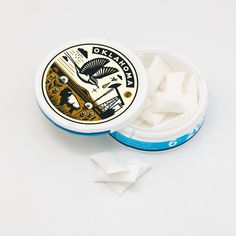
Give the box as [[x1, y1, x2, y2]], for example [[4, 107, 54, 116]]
[[110, 119, 205, 151]]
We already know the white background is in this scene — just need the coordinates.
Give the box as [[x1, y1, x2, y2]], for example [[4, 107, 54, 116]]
[[0, 1, 236, 235]]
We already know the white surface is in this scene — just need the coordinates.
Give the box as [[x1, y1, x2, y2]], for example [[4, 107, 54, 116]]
[[0, 1, 236, 235]]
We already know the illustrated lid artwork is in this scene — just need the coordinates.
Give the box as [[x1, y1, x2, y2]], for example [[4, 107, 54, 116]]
[[36, 40, 148, 134]]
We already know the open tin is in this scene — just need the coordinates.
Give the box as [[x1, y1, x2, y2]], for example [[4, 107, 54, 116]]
[[35, 40, 208, 151]]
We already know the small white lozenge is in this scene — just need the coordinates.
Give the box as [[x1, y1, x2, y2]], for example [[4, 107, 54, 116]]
[[165, 72, 186, 94], [185, 74, 199, 109], [144, 98, 153, 109], [91, 153, 150, 195], [153, 113, 189, 129], [138, 52, 155, 68], [105, 160, 150, 195], [91, 152, 126, 174], [153, 92, 196, 114], [132, 118, 143, 126], [147, 54, 171, 97], [138, 108, 166, 126], [94, 165, 140, 183]]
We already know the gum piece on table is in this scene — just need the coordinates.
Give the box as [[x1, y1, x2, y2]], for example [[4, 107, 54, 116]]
[[91, 152, 126, 174], [94, 165, 140, 183], [105, 160, 150, 195]]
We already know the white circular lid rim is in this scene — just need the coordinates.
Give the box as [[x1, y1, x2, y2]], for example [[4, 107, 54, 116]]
[[35, 39, 148, 134]]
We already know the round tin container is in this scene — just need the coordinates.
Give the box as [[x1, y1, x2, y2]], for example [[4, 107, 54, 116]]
[[35, 41, 208, 151], [110, 50, 208, 151], [35, 40, 148, 135]]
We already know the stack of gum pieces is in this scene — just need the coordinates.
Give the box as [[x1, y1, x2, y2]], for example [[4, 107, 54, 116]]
[[132, 52, 199, 130], [91, 152, 150, 195]]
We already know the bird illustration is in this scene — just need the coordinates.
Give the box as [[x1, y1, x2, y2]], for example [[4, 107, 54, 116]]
[[64, 52, 118, 88]]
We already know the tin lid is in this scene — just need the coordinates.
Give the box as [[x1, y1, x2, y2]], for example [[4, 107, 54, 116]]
[[35, 40, 148, 134]]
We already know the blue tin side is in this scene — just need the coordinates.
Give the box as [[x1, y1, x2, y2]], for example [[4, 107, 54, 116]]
[[51, 119, 110, 136], [110, 119, 205, 151], [40, 107, 110, 136]]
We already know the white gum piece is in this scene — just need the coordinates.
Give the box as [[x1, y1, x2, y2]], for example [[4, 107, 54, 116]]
[[138, 108, 165, 126], [185, 74, 199, 108], [91, 152, 126, 174], [144, 98, 152, 110], [105, 160, 150, 195], [138, 108, 153, 125], [127, 159, 150, 178], [106, 182, 133, 195], [160, 112, 180, 123], [165, 72, 186, 94], [147, 55, 171, 97], [159, 78, 167, 91], [152, 113, 166, 126], [154, 113, 189, 129], [153, 92, 195, 113], [94, 165, 140, 183], [138, 53, 155, 68]]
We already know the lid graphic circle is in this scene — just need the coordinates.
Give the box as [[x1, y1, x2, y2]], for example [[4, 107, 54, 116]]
[[35, 40, 148, 134]]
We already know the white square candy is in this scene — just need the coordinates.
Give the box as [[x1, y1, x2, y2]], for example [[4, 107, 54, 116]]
[[165, 72, 186, 94], [139, 108, 166, 126], [91, 152, 126, 174], [91, 153, 150, 195], [153, 92, 195, 114], [147, 55, 171, 97]]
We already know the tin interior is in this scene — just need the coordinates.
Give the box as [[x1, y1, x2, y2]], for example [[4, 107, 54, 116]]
[[115, 50, 207, 142]]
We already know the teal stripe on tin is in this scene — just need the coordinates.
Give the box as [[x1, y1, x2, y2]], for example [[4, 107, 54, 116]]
[[110, 119, 205, 151]]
